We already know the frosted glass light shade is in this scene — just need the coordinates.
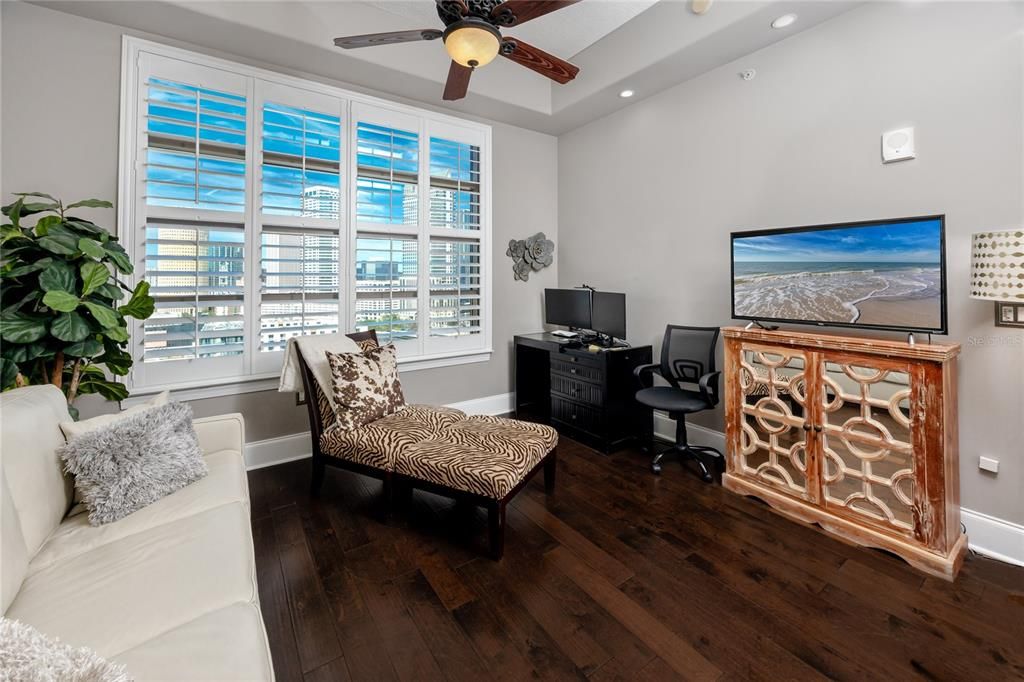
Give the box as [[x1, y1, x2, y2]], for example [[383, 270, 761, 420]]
[[970, 230, 1024, 301], [444, 25, 500, 68]]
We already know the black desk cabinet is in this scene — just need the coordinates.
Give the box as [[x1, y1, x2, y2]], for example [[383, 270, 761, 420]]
[[514, 333, 653, 453]]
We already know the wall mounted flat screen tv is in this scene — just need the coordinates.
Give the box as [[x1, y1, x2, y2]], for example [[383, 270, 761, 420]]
[[731, 215, 947, 334]]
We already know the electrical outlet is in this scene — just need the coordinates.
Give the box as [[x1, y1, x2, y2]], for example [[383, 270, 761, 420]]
[[979, 456, 999, 474]]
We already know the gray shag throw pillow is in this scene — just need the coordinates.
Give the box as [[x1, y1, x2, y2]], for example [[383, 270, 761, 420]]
[[0, 617, 130, 681], [58, 402, 208, 526]]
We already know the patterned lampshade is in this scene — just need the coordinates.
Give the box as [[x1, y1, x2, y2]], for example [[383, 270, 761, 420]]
[[970, 230, 1024, 302]]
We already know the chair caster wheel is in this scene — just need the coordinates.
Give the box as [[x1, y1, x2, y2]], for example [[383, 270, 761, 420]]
[[651, 463, 662, 475]]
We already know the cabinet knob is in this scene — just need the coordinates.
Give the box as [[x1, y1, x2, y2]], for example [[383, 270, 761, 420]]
[[802, 423, 811, 431], [814, 425, 823, 433], [570, 368, 577, 374]]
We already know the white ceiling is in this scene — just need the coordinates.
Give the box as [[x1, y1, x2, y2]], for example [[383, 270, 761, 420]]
[[32, 0, 862, 134], [366, 0, 660, 59]]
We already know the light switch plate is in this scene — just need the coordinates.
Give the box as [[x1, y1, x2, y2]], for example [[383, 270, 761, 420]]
[[882, 127, 915, 163]]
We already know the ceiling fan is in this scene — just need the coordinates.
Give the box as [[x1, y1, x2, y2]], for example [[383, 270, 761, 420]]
[[333, 0, 582, 101]]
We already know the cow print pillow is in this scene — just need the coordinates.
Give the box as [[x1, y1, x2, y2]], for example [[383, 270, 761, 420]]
[[325, 344, 405, 430]]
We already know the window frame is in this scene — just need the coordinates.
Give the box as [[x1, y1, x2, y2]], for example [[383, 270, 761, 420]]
[[119, 37, 492, 400]]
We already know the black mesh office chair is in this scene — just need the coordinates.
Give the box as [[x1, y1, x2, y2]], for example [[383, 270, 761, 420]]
[[634, 325, 723, 481]]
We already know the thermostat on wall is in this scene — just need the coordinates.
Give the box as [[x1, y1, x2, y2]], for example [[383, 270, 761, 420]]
[[882, 127, 915, 163]]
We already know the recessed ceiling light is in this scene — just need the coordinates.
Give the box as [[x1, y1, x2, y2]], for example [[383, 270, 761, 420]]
[[619, 89, 635, 98], [771, 13, 797, 29]]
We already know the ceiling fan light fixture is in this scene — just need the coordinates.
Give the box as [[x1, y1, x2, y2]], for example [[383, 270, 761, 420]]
[[443, 19, 502, 68]]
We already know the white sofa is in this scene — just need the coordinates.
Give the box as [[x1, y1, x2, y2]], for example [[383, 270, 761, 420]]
[[1, 385, 273, 680]]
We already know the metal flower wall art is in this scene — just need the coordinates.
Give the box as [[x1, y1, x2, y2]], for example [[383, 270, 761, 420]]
[[506, 232, 555, 282]]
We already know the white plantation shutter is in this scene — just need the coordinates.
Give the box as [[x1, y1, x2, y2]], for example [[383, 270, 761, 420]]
[[429, 239, 481, 338], [259, 228, 340, 352], [253, 88, 344, 373], [123, 42, 490, 393]]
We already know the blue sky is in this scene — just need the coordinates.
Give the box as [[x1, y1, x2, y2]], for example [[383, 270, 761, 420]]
[[733, 218, 942, 263]]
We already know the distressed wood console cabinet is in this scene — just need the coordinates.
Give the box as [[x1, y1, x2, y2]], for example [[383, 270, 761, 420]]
[[722, 326, 966, 580]]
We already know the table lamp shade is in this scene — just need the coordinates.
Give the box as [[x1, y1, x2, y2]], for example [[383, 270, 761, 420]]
[[970, 230, 1024, 301]]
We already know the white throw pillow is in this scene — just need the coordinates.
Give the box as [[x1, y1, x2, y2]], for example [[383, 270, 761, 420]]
[[60, 390, 170, 441]]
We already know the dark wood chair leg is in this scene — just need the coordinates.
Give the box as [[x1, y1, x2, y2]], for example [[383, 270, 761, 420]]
[[310, 457, 326, 494], [382, 472, 394, 516], [488, 501, 506, 561], [544, 450, 557, 494]]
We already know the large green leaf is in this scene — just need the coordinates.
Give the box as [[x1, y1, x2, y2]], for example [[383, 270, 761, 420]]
[[65, 199, 113, 210], [77, 237, 106, 260], [97, 346, 132, 375], [33, 215, 63, 236], [96, 283, 125, 301], [82, 301, 119, 328], [0, 313, 47, 343], [118, 281, 154, 320], [64, 337, 104, 358], [2, 198, 24, 226], [2, 258, 52, 279], [51, 312, 91, 341], [78, 378, 129, 401], [103, 241, 132, 273], [1, 341, 46, 363], [15, 202, 61, 216], [38, 260, 76, 292], [101, 326, 129, 343], [0, 358, 18, 390], [1, 289, 40, 316], [42, 290, 80, 313], [64, 219, 107, 238], [38, 224, 79, 255], [12, 192, 59, 202], [80, 261, 109, 296]]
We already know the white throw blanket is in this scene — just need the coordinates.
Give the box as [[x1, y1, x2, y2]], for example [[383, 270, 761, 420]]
[[278, 333, 361, 409]]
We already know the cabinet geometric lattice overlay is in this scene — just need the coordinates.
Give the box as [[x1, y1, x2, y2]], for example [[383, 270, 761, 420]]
[[723, 327, 967, 581]]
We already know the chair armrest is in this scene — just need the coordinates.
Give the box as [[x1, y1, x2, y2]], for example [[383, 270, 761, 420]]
[[699, 371, 722, 406], [633, 363, 661, 389], [192, 413, 245, 456]]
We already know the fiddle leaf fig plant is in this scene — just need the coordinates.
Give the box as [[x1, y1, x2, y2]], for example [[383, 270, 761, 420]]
[[0, 193, 155, 418]]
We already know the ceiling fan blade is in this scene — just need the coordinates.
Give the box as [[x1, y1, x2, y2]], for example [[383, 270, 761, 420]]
[[334, 29, 442, 49], [443, 61, 473, 101], [491, 0, 581, 27], [501, 38, 579, 84]]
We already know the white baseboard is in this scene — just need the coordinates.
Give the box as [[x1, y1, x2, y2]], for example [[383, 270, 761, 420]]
[[961, 508, 1024, 567], [243, 398, 1024, 568], [243, 391, 514, 471]]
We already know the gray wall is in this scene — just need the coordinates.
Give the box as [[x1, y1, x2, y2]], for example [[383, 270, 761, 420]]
[[1, 1, 558, 442], [558, 2, 1024, 523]]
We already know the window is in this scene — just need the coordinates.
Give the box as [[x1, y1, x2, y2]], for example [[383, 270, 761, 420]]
[[122, 40, 491, 394]]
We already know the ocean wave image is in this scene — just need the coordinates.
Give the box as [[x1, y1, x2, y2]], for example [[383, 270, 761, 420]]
[[732, 218, 944, 329]]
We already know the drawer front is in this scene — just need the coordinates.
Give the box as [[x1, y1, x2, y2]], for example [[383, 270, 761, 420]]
[[551, 396, 602, 434], [551, 374, 603, 406], [551, 357, 604, 382]]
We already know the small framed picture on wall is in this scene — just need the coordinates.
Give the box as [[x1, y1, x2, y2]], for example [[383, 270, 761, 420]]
[[995, 302, 1024, 328]]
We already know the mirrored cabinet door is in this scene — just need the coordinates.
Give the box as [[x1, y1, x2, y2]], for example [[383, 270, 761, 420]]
[[735, 344, 816, 502], [818, 354, 916, 537]]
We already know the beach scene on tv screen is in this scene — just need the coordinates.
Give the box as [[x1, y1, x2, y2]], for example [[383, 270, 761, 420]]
[[733, 219, 943, 330]]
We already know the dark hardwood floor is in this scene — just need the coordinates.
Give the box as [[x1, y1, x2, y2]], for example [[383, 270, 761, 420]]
[[249, 437, 1024, 682]]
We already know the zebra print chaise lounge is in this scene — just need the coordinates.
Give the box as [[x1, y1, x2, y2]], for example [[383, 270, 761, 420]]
[[296, 331, 557, 560]]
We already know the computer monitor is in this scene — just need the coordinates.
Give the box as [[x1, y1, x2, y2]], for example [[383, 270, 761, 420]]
[[544, 288, 592, 329], [591, 291, 626, 340]]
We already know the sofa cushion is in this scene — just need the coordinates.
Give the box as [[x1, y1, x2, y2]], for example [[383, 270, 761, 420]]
[[110, 603, 272, 681], [0, 385, 74, 560], [326, 344, 405, 430], [30, 449, 248, 572], [1, 473, 29, 614], [395, 416, 558, 499], [5, 502, 257, 658], [319, 404, 466, 469]]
